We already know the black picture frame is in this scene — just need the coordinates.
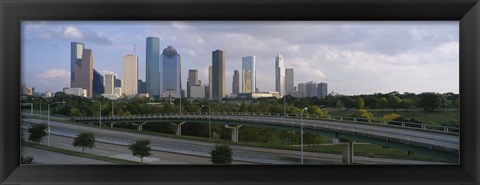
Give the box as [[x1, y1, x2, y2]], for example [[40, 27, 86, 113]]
[[1, 0, 479, 184]]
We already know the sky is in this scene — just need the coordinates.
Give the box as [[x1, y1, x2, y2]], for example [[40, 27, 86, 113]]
[[21, 21, 459, 95]]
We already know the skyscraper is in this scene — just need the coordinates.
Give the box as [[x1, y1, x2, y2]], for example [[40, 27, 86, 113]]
[[298, 83, 306, 97], [92, 69, 104, 95], [275, 54, 285, 97], [104, 73, 115, 94], [123, 54, 138, 96], [70, 42, 84, 87], [232, 70, 239, 95], [187, 69, 200, 98], [306, 81, 317, 97], [71, 44, 93, 97], [161, 46, 182, 97], [242, 56, 255, 93], [317, 82, 328, 98], [138, 80, 147, 94], [285, 68, 294, 95], [146, 37, 161, 98], [208, 66, 212, 99], [212, 50, 226, 100]]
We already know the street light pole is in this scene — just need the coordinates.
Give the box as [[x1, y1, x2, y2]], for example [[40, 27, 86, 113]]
[[93, 100, 102, 127], [283, 95, 286, 117], [201, 105, 211, 139], [47, 101, 65, 146], [301, 107, 308, 164]]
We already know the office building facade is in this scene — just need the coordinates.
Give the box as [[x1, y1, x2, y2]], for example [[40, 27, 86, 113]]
[[275, 54, 285, 97], [317, 82, 328, 98], [242, 56, 256, 93], [146, 37, 161, 98], [305, 81, 317, 97], [212, 50, 226, 100], [160, 46, 182, 97], [187, 69, 201, 98], [71, 46, 94, 97], [232, 70, 239, 95], [70, 42, 84, 87], [285, 68, 294, 95], [92, 69, 104, 95], [123, 54, 138, 96], [104, 74, 115, 94]]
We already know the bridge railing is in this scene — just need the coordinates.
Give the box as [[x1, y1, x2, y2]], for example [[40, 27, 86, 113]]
[[71, 111, 459, 135]]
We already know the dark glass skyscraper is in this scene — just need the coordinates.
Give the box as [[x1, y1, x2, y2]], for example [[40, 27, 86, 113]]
[[161, 46, 181, 97], [92, 69, 104, 95], [212, 50, 225, 100], [146, 37, 160, 98], [70, 42, 84, 87], [232, 70, 239, 95]]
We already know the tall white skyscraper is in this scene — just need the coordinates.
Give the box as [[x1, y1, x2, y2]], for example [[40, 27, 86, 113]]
[[242, 56, 256, 93], [275, 54, 285, 97], [285, 68, 294, 95], [123, 54, 138, 96], [104, 73, 115, 94]]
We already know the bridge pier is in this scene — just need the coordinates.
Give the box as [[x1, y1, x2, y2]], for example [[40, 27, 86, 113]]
[[133, 122, 148, 131], [333, 137, 354, 164], [342, 141, 354, 164], [109, 122, 117, 128], [225, 124, 242, 142], [171, 122, 186, 136]]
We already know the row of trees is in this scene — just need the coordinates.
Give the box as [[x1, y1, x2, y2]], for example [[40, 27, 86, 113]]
[[22, 91, 458, 119], [25, 123, 152, 163], [25, 123, 233, 164]]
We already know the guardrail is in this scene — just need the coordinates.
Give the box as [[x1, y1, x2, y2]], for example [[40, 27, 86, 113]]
[[72, 111, 459, 135]]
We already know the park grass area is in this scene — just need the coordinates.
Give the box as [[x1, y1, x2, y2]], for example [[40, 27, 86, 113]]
[[22, 141, 141, 164], [24, 116, 453, 163], [330, 109, 460, 126]]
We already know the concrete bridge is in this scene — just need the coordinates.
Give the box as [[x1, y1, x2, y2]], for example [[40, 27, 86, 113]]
[[72, 112, 460, 163]]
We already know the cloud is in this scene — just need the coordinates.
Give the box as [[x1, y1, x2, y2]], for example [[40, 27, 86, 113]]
[[62, 26, 84, 39], [35, 69, 69, 79]]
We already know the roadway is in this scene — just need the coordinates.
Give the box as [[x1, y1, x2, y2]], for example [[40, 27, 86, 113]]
[[22, 118, 449, 165], [83, 113, 458, 151]]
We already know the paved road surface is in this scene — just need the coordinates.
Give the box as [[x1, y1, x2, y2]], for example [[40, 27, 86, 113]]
[[21, 146, 113, 165], [22, 118, 449, 165]]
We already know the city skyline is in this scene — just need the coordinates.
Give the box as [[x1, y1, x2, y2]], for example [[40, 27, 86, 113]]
[[22, 21, 459, 95]]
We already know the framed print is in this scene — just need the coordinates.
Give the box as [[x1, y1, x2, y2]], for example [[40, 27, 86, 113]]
[[1, 0, 479, 184]]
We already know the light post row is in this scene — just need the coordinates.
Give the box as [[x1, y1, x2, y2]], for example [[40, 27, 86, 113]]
[[47, 101, 65, 146]]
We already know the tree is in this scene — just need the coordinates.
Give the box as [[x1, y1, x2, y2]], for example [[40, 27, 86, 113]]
[[418, 93, 446, 111], [129, 139, 152, 163], [400, 98, 413, 111], [376, 97, 389, 110], [351, 109, 374, 120], [307, 105, 330, 118], [72, 132, 96, 153], [382, 113, 401, 121], [239, 102, 248, 112], [210, 144, 233, 164], [355, 97, 365, 109], [389, 96, 402, 112], [21, 156, 35, 164], [335, 100, 344, 109], [28, 123, 48, 143]]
